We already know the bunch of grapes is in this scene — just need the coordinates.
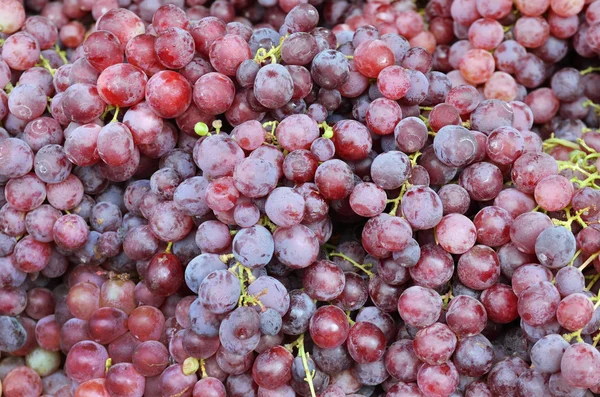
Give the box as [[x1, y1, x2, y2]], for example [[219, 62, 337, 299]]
[[1, 0, 600, 396]]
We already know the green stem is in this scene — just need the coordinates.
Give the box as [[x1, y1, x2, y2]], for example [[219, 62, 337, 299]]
[[285, 335, 316, 397], [580, 252, 600, 272], [581, 66, 600, 75], [111, 106, 120, 123], [329, 252, 374, 277]]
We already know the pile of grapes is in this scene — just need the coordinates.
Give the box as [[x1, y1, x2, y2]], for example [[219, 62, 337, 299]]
[[1, 0, 600, 395]]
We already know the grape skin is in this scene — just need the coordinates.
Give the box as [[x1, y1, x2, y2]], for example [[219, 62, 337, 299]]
[[0, 3, 599, 397]]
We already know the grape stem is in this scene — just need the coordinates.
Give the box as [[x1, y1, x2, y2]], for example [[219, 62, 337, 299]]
[[212, 120, 222, 134], [37, 54, 56, 76], [200, 359, 207, 378], [284, 334, 317, 397], [552, 207, 589, 230], [568, 249, 582, 267], [219, 253, 234, 263], [571, 172, 600, 189], [318, 121, 334, 139], [329, 252, 374, 277], [253, 35, 286, 64], [441, 288, 453, 309], [165, 242, 173, 254], [581, 66, 600, 75], [4, 82, 14, 94], [54, 44, 68, 65], [579, 252, 600, 272], [578, 138, 597, 154], [387, 183, 410, 216], [262, 121, 280, 147], [101, 105, 116, 120], [582, 99, 600, 115], [587, 274, 600, 291], [111, 106, 120, 123], [105, 358, 112, 373], [387, 151, 421, 216], [229, 262, 265, 309], [259, 216, 278, 232], [563, 329, 584, 343], [346, 310, 355, 326], [543, 135, 581, 152]]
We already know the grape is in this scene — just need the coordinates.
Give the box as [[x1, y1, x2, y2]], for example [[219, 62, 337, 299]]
[[105, 363, 145, 397], [457, 245, 500, 290], [459, 162, 503, 202], [193, 72, 236, 116], [371, 150, 411, 190], [366, 98, 402, 136], [346, 322, 386, 364], [145, 71, 192, 119], [96, 8, 145, 46], [534, 226, 577, 269], [198, 270, 241, 314], [0, 138, 34, 179], [219, 306, 261, 354], [82, 30, 124, 72], [417, 361, 459, 397], [209, 34, 251, 76], [453, 334, 494, 378], [510, 211, 554, 254], [252, 346, 293, 390], [349, 182, 387, 218], [561, 343, 600, 388], [473, 206, 512, 247], [309, 305, 350, 349], [302, 259, 345, 301], [352, 356, 389, 386], [128, 306, 164, 341], [97, 64, 147, 108], [480, 284, 519, 324], [62, 83, 106, 124], [487, 357, 529, 397], [122, 226, 157, 261], [401, 186, 443, 230], [518, 281, 561, 326], [413, 322, 457, 366], [155, 27, 195, 70], [159, 364, 197, 397], [3, 366, 43, 397], [314, 160, 354, 200], [398, 286, 442, 328], [65, 340, 109, 382], [531, 335, 569, 374], [435, 213, 476, 255], [311, 50, 350, 89], [332, 120, 373, 161], [486, 126, 524, 165], [459, 49, 494, 85], [145, 252, 184, 296], [394, 117, 428, 153], [377, 65, 410, 100]]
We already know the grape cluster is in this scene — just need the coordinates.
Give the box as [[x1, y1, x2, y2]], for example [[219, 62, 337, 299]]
[[1, 0, 600, 396]]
